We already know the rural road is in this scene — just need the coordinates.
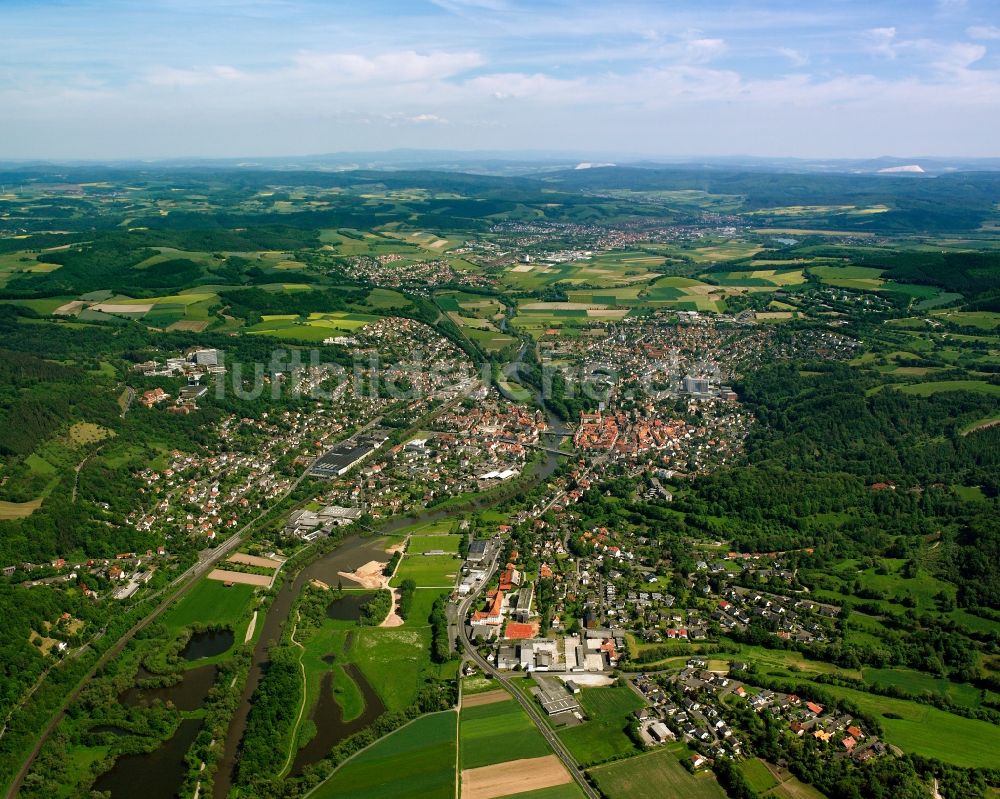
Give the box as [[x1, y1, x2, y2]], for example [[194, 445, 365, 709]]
[[4, 455, 318, 799], [456, 551, 601, 799]]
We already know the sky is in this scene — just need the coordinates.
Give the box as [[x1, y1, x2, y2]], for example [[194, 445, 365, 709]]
[[1, 0, 999, 160]]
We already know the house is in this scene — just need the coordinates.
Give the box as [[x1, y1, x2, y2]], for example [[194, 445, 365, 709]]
[[691, 754, 707, 769], [649, 722, 673, 742], [466, 540, 489, 564]]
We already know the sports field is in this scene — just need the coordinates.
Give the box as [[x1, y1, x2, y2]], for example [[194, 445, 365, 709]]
[[390, 553, 460, 587], [312, 710, 457, 799], [409, 534, 462, 554]]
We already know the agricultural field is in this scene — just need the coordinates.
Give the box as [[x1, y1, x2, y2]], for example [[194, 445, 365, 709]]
[[501, 251, 666, 291], [246, 311, 379, 341], [311, 710, 457, 799], [707, 268, 806, 287], [555, 685, 645, 766], [808, 264, 885, 290], [587, 744, 726, 799], [459, 698, 550, 769]]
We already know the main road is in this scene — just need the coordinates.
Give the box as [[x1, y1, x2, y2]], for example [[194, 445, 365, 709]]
[[455, 550, 600, 799]]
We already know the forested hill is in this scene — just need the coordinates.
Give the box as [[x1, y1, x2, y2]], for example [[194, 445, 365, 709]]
[[678, 363, 1000, 609], [539, 166, 1000, 232]]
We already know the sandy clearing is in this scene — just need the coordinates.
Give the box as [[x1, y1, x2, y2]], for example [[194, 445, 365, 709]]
[[91, 303, 153, 314], [228, 553, 281, 570], [244, 610, 258, 643], [521, 301, 606, 311], [385, 539, 407, 555], [461, 755, 571, 799], [558, 673, 614, 687], [380, 588, 404, 628], [54, 300, 85, 316], [167, 320, 210, 332], [207, 569, 271, 587], [461, 689, 511, 708], [338, 559, 389, 589], [0, 498, 44, 519]]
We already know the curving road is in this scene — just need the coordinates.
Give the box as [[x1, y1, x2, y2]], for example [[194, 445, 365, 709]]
[[456, 551, 600, 799]]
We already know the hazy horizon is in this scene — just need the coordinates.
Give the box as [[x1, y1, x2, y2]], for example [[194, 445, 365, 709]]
[[2, 0, 999, 160]]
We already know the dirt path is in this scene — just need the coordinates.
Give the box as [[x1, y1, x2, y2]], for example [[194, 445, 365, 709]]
[[244, 611, 258, 644], [961, 417, 1000, 436]]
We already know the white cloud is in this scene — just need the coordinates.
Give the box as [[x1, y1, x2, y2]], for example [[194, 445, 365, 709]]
[[684, 38, 727, 64], [967, 25, 1000, 40], [864, 27, 898, 59], [145, 64, 246, 86], [777, 47, 809, 67], [289, 49, 483, 83]]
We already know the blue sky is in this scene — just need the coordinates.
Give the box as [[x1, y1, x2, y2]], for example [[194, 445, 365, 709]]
[[1, 0, 998, 159]]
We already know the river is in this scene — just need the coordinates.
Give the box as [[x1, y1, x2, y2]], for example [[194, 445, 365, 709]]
[[210, 338, 568, 796]]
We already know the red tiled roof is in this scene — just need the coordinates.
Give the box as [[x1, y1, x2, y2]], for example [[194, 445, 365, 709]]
[[504, 622, 536, 640]]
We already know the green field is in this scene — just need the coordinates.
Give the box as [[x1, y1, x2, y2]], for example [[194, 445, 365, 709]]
[[931, 310, 1000, 330], [498, 785, 585, 799], [862, 668, 984, 708], [738, 758, 780, 793], [311, 710, 457, 799], [587, 745, 726, 799], [556, 686, 644, 766], [390, 554, 460, 588], [804, 681, 1000, 767], [247, 311, 379, 341], [409, 534, 462, 554], [350, 627, 435, 711], [161, 578, 256, 635], [460, 698, 551, 769], [893, 380, 1000, 397]]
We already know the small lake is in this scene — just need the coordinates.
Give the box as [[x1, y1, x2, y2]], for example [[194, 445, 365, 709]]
[[290, 663, 385, 775], [180, 628, 234, 661], [326, 592, 373, 621], [119, 664, 218, 712], [92, 717, 202, 799]]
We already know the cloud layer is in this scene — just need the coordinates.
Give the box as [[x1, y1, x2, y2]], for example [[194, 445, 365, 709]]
[[0, 0, 998, 158]]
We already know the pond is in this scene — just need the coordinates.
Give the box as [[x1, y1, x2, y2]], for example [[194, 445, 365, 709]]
[[92, 717, 202, 799], [119, 664, 218, 712], [326, 592, 373, 621], [290, 663, 385, 775], [180, 628, 234, 661]]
